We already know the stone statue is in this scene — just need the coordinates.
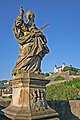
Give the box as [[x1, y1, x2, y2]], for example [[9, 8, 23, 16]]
[[12, 7, 49, 75], [3, 7, 59, 120]]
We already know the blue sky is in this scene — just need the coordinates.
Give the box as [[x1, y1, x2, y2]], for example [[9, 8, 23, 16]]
[[0, 0, 80, 80]]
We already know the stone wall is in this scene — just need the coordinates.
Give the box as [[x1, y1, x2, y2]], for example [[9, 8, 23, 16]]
[[48, 100, 80, 120], [52, 71, 70, 80], [52, 71, 80, 80], [69, 75, 80, 80]]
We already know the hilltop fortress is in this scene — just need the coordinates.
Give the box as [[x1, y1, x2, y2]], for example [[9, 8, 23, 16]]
[[53, 62, 80, 80], [54, 62, 66, 73]]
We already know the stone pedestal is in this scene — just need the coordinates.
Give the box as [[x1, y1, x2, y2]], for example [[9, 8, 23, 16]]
[[3, 72, 59, 120]]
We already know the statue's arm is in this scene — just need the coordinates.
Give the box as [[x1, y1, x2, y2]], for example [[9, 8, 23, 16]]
[[12, 7, 25, 40], [15, 7, 24, 27]]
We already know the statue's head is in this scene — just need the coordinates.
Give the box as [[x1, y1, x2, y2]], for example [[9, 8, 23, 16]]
[[25, 10, 35, 20], [25, 10, 35, 26]]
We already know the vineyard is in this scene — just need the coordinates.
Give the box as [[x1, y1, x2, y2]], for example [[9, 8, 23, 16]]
[[46, 78, 80, 100]]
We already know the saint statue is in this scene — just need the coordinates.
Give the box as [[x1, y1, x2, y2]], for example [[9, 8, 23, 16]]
[[12, 7, 49, 75]]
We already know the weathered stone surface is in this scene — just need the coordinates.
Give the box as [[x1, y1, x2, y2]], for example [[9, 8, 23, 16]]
[[3, 72, 59, 120], [69, 100, 80, 119], [12, 7, 49, 75]]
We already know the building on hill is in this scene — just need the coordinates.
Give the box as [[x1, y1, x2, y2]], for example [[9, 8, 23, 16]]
[[53, 63, 80, 80], [54, 62, 66, 73]]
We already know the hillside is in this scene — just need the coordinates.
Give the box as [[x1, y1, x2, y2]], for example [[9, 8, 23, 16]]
[[46, 78, 80, 100]]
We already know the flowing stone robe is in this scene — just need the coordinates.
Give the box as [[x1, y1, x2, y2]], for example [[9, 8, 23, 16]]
[[12, 11, 49, 75]]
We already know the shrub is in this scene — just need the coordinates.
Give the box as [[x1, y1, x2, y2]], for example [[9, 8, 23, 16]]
[[45, 73, 49, 77], [54, 76, 65, 81]]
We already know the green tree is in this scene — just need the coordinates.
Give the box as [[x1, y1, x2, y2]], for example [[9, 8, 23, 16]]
[[45, 73, 49, 77], [62, 65, 78, 75]]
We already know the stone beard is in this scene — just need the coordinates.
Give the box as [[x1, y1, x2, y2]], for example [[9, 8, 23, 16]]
[[12, 7, 49, 76]]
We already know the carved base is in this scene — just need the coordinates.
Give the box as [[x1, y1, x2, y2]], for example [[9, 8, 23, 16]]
[[3, 72, 59, 120]]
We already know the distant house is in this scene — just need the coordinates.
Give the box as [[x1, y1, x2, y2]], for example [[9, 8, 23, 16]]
[[4, 81, 9, 85], [54, 62, 66, 73], [0, 81, 12, 98]]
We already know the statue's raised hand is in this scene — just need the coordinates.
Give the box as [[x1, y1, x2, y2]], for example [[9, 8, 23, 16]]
[[20, 7, 24, 15]]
